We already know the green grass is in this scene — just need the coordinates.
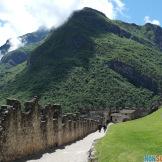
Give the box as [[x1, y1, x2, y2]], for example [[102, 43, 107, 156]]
[[96, 108, 162, 162]]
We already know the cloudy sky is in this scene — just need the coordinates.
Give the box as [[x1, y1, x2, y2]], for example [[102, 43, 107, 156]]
[[0, 0, 161, 46], [121, 0, 161, 26]]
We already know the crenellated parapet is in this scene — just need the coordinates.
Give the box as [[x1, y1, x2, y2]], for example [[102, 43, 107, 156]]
[[0, 97, 99, 162]]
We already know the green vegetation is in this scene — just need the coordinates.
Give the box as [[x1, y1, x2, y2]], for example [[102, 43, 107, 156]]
[[1, 28, 49, 66], [114, 20, 162, 50], [96, 108, 162, 162], [1, 42, 44, 66], [0, 8, 162, 112], [0, 63, 27, 104]]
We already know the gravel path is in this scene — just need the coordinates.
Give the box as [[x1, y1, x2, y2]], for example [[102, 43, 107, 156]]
[[27, 125, 112, 162]]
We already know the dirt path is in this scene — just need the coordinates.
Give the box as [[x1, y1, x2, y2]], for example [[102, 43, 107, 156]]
[[27, 125, 112, 162]]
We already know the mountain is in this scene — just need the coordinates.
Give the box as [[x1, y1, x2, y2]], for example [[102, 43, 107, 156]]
[[0, 28, 49, 66], [114, 20, 162, 50], [0, 7, 162, 112], [0, 40, 10, 56]]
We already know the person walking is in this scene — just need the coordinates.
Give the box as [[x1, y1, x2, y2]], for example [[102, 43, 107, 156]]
[[103, 125, 107, 133], [98, 124, 102, 132]]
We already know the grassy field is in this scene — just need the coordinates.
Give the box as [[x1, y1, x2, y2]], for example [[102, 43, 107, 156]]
[[96, 108, 162, 162]]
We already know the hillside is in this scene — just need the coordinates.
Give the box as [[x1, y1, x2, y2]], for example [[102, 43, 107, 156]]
[[96, 108, 162, 162], [114, 20, 162, 50], [0, 28, 49, 66], [0, 8, 162, 112]]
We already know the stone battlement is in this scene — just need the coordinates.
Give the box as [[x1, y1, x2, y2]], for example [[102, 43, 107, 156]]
[[0, 98, 99, 162]]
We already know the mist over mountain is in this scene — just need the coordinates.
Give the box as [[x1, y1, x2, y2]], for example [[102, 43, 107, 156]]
[[0, 28, 49, 66]]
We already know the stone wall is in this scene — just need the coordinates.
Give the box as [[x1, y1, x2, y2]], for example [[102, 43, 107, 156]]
[[0, 97, 99, 162], [87, 110, 111, 125]]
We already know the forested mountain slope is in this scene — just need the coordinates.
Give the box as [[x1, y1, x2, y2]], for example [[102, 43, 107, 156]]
[[0, 8, 162, 112]]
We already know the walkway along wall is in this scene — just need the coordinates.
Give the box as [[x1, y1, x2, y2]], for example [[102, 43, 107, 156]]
[[0, 97, 99, 162]]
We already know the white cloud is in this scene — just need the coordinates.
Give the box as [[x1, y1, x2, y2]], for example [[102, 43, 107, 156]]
[[8, 37, 24, 52], [111, 0, 125, 14], [144, 16, 160, 26], [0, 0, 125, 46]]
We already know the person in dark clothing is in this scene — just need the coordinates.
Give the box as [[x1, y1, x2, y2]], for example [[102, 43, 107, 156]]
[[98, 124, 102, 132], [103, 125, 107, 132]]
